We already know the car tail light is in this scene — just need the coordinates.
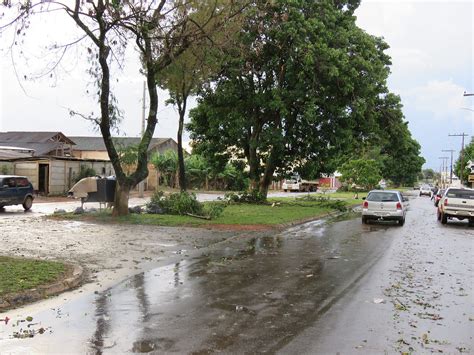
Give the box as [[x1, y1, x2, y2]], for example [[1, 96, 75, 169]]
[[444, 198, 448, 206], [363, 201, 368, 208], [396, 202, 402, 210]]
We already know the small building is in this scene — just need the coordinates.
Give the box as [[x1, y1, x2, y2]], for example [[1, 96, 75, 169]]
[[70, 136, 179, 190], [11, 156, 114, 195]]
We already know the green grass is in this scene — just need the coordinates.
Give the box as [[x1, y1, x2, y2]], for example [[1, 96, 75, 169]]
[[54, 199, 357, 227], [0, 256, 66, 296]]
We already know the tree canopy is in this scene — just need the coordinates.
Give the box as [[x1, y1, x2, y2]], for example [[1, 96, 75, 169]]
[[188, 0, 396, 197]]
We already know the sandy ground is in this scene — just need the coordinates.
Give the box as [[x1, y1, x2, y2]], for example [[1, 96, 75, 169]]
[[0, 198, 254, 315]]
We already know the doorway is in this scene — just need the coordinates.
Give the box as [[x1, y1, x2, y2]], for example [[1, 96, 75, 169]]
[[38, 163, 49, 195]]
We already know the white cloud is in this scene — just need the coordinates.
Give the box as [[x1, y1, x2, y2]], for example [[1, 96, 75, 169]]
[[401, 80, 473, 122]]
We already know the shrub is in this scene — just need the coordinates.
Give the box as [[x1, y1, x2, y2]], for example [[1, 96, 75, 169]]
[[147, 191, 225, 219], [297, 195, 347, 212], [74, 165, 97, 183], [224, 190, 266, 204]]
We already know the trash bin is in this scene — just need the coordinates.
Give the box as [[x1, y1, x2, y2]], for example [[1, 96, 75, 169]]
[[86, 177, 116, 203]]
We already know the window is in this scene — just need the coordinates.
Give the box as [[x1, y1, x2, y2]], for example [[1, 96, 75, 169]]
[[367, 192, 399, 202], [15, 178, 30, 187], [446, 189, 474, 199]]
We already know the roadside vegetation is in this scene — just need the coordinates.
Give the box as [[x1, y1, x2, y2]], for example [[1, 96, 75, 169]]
[[52, 192, 362, 228], [0, 256, 66, 296]]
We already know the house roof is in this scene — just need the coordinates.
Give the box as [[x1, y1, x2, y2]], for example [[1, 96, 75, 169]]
[[0, 132, 75, 145], [69, 136, 172, 152], [0, 142, 64, 156], [0, 149, 34, 160]]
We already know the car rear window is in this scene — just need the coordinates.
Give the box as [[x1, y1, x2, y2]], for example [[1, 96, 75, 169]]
[[367, 192, 399, 202], [15, 178, 30, 187], [446, 189, 474, 199]]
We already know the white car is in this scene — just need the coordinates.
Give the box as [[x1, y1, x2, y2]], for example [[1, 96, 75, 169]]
[[437, 187, 474, 225], [419, 185, 432, 197], [362, 190, 408, 225]]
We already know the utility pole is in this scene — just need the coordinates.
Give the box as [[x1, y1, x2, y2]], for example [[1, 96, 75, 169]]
[[441, 149, 455, 184], [438, 157, 449, 188], [449, 133, 469, 186]]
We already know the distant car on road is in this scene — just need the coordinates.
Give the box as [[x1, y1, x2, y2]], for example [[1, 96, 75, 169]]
[[362, 190, 408, 226], [0, 175, 35, 211], [419, 185, 432, 197], [437, 187, 474, 225]]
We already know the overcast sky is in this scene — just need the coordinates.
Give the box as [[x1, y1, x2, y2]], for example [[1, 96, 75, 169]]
[[0, 0, 472, 170]]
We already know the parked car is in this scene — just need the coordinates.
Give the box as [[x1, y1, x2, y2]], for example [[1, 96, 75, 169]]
[[437, 187, 474, 225], [433, 188, 445, 207], [419, 185, 432, 197], [362, 190, 408, 225], [0, 175, 35, 211]]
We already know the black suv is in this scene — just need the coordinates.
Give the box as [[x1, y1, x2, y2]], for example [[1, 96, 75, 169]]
[[0, 175, 35, 211]]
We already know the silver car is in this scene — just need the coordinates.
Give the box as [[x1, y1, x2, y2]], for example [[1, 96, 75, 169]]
[[362, 190, 407, 225]]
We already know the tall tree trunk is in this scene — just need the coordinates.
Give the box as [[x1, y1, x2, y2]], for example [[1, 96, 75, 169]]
[[259, 146, 279, 199], [248, 139, 259, 191], [113, 182, 131, 217], [177, 96, 187, 192]]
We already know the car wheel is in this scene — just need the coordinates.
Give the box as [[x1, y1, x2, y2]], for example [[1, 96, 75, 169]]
[[469, 218, 474, 226], [399, 218, 405, 226], [441, 212, 448, 225], [284, 189, 287, 192], [22, 196, 33, 211], [362, 216, 368, 224]]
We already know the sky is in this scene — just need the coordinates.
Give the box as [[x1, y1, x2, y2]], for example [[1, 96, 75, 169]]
[[0, 0, 472, 170]]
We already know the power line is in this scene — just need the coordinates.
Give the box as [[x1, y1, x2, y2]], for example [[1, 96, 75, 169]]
[[441, 149, 455, 184]]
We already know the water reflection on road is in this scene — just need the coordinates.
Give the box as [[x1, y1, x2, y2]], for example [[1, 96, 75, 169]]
[[0, 213, 400, 354]]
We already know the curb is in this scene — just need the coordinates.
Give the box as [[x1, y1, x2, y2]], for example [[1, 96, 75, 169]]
[[0, 264, 83, 312]]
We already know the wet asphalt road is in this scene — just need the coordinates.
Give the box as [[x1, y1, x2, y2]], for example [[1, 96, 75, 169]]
[[0, 194, 472, 354]]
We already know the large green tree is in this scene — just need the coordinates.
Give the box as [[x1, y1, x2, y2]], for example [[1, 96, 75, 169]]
[[374, 94, 425, 186], [188, 0, 392, 198], [339, 159, 382, 191], [454, 139, 474, 184]]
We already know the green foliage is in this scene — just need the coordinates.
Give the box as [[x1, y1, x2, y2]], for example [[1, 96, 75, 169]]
[[296, 195, 348, 212], [339, 159, 381, 190], [0, 164, 11, 175], [147, 190, 225, 219], [151, 150, 179, 187], [422, 168, 435, 180], [189, 0, 393, 195], [454, 139, 474, 183], [116, 143, 139, 166], [74, 165, 96, 183], [204, 202, 226, 219], [224, 190, 267, 204]]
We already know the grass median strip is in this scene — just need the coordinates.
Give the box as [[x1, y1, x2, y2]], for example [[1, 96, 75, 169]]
[[53, 198, 359, 227], [0, 256, 66, 296]]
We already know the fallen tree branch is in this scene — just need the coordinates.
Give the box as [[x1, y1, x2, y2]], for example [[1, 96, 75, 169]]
[[186, 213, 211, 220]]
